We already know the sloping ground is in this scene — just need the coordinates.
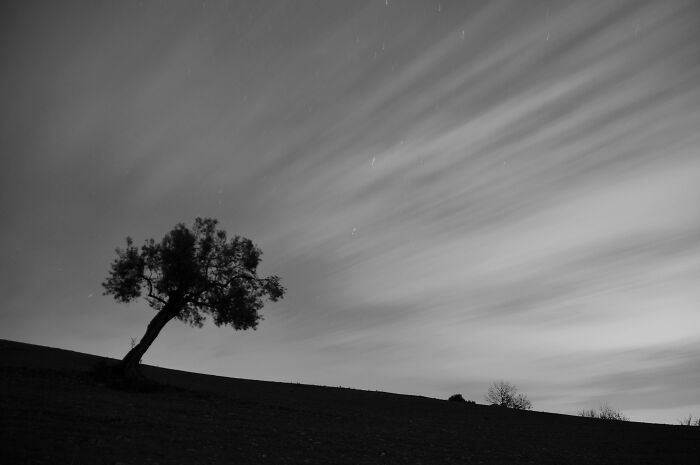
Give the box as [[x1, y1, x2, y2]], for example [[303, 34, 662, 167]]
[[1, 339, 697, 464]]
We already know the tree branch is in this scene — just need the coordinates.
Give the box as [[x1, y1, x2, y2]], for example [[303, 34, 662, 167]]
[[141, 273, 167, 305]]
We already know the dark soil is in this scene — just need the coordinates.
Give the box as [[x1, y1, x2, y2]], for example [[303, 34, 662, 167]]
[[1, 339, 698, 464]]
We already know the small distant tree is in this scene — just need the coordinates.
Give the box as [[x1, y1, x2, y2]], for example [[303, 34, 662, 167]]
[[578, 403, 628, 421], [103, 217, 285, 380], [485, 380, 532, 410], [449, 393, 466, 402]]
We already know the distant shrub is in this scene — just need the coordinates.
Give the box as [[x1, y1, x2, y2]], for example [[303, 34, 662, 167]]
[[512, 393, 532, 410], [578, 403, 628, 421], [678, 414, 700, 426], [484, 380, 532, 410], [448, 394, 476, 404], [597, 404, 629, 421]]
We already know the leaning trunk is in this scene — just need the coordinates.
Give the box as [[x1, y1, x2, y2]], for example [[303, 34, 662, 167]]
[[121, 301, 180, 379]]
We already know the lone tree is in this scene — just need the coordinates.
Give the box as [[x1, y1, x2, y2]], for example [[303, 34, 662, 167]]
[[103, 217, 285, 379], [485, 380, 532, 410]]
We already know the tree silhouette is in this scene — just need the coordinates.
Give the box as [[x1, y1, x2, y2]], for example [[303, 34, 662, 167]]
[[485, 380, 532, 410], [103, 217, 285, 379]]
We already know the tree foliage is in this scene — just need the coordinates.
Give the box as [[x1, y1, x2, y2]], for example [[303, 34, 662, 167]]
[[484, 380, 532, 410], [104, 217, 284, 328], [103, 217, 285, 377]]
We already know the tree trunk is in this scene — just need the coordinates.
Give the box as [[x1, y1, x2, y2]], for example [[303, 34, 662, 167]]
[[121, 300, 180, 380]]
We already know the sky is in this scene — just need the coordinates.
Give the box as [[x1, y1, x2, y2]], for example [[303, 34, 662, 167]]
[[1, 0, 699, 424]]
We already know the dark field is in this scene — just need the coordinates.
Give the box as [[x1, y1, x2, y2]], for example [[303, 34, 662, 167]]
[[1, 339, 697, 464]]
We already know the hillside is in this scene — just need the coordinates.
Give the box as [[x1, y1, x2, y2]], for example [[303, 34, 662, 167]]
[[1, 339, 697, 464]]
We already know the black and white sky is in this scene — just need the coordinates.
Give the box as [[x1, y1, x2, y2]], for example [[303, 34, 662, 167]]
[[2, 0, 700, 424]]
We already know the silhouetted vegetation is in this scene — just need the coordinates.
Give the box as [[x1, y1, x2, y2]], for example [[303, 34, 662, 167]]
[[485, 380, 532, 410], [448, 393, 476, 404], [578, 403, 629, 421], [678, 414, 700, 426], [103, 217, 285, 381]]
